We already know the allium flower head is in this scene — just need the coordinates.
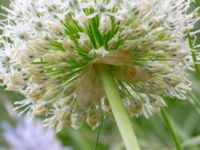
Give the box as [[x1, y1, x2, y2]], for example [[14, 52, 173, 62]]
[[0, 0, 199, 130], [2, 118, 71, 150]]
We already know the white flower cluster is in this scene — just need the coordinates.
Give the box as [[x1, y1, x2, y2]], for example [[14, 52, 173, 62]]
[[0, 0, 199, 130]]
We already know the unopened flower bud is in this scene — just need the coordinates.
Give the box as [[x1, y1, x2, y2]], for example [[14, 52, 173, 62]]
[[99, 15, 112, 34]]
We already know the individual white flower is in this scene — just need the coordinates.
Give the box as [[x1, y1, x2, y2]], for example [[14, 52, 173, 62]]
[[99, 15, 112, 34], [74, 11, 89, 27], [0, 0, 199, 130], [79, 32, 91, 46], [115, 9, 129, 23]]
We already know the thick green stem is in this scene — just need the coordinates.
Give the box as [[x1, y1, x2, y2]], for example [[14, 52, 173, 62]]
[[161, 108, 183, 150], [98, 65, 140, 150]]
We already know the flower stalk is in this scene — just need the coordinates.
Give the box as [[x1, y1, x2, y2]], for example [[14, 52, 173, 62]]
[[98, 65, 140, 150], [161, 108, 183, 150], [188, 33, 200, 77]]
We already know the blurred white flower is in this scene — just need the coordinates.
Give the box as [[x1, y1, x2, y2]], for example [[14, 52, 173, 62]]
[[2, 118, 71, 150]]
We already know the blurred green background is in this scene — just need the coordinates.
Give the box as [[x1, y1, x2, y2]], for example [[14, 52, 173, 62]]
[[0, 0, 200, 150]]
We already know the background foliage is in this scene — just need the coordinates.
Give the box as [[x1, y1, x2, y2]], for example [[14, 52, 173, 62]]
[[0, 0, 200, 150]]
